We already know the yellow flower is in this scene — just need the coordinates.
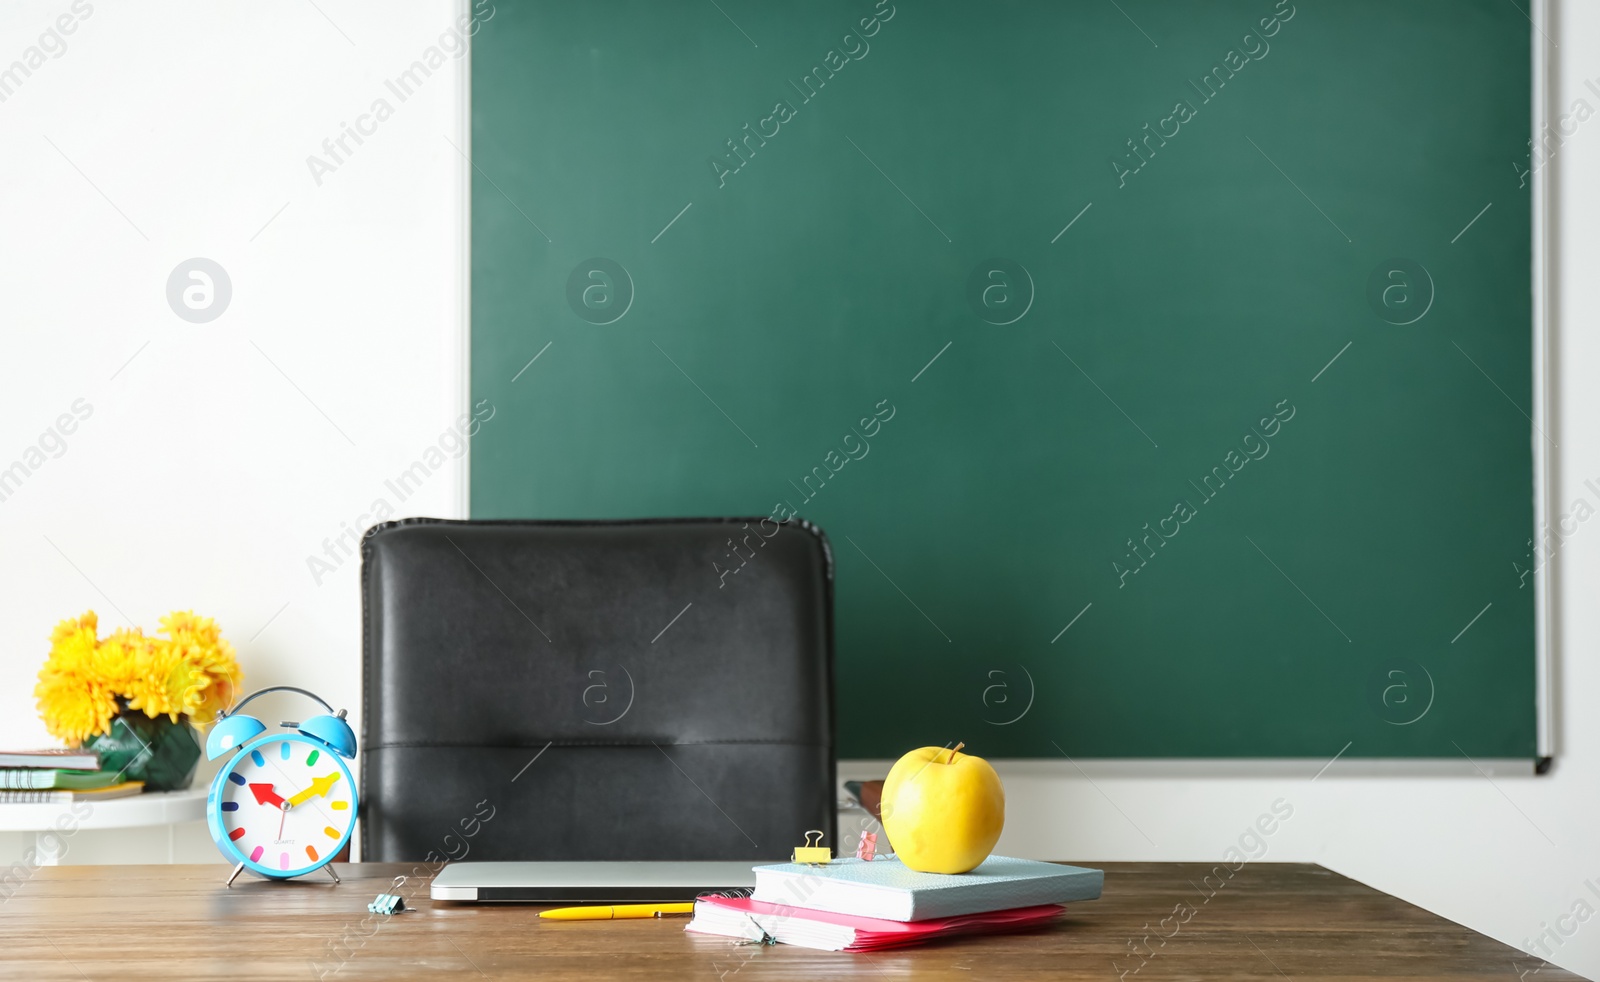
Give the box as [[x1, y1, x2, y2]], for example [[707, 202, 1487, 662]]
[[36, 611, 117, 745], [35, 608, 245, 744], [35, 673, 116, 746], [123, 641, 198, 723], [49, 611, 97, 650], [187, 641, 242, 722], [156, 610, 242, 723], [92, 628, 150, 692]]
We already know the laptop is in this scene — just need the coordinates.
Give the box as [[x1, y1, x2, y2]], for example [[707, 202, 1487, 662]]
[[429, 861, 767, 903]]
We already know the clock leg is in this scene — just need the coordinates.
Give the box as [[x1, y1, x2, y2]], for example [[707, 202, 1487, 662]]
[[224, 862, 245, 888], [323, 864, 341, 884]]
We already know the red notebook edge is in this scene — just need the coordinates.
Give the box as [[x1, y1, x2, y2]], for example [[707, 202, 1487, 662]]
[[692, 895, 1067, 951]]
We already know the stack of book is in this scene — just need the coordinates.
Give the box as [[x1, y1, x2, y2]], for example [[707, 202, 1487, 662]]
[[686, 855, 1103, 952], [0, 749, 144, 803]]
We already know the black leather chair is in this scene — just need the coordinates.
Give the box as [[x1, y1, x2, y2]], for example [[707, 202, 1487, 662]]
[[359, 517, 835, 862]]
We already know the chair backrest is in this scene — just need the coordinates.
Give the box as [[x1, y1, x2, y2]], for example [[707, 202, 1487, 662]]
[[359, 517, 836, 863]]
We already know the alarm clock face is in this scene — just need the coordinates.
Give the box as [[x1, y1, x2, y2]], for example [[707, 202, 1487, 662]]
[[215, 735, 357, 876]]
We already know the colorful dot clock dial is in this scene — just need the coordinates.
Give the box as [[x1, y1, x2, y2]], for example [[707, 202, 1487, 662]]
[[204, 686, 358, 886]]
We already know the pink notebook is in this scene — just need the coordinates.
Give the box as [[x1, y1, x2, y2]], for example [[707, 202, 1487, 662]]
[[685, 895, 1066, 951]]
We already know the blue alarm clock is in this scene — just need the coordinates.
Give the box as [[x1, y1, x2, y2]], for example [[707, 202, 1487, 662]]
[[205, 686, 358, 887]]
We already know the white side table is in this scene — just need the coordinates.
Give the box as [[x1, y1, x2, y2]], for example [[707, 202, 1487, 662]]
[[0, 789, 207, 865]]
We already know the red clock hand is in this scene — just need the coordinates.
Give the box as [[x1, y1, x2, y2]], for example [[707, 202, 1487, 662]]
[[248, 783, 286, 808]]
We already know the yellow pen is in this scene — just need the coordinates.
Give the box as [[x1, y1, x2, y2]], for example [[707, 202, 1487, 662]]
[[539, 903, 695, 920]]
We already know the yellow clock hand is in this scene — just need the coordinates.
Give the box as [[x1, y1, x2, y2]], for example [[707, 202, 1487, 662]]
[[287, 772, 341, 807]]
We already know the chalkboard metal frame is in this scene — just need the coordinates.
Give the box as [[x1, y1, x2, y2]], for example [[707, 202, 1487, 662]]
[[1531, 0, 1555, 768]]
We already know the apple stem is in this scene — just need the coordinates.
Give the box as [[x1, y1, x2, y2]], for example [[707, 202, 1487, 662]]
[[947, 742, 965, 764]]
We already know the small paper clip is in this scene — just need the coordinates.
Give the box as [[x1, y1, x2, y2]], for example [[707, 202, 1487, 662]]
[[855, 831, 878, 862], [792, 829, 832, 865], [368, 893, 406, 915]]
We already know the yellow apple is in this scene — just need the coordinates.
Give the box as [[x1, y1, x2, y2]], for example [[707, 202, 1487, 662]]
[[880, 742, 1005, 874]]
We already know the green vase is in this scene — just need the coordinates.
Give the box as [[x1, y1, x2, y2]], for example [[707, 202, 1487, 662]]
[[83, 710, 202, 792]]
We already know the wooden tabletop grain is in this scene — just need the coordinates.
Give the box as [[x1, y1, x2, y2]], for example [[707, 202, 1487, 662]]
[[0, 862, 1573, 981]]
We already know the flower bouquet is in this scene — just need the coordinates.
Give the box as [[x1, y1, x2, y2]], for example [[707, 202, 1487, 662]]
[[35, 611, 243, 791]]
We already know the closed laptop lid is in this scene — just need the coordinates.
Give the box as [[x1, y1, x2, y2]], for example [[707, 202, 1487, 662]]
[[430, 860, 770, 903]]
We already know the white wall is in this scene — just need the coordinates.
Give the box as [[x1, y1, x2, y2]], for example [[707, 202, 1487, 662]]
[[0, 2, 1594, 977], [0, 0, 468, 860]]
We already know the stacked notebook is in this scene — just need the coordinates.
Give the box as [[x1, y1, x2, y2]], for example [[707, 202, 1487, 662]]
[[0, 748, 99, 769], [0, 749, 143, 802], [686, 856, 1103, 952]]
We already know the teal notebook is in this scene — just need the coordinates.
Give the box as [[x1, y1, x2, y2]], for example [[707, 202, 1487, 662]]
[[751, 856, 1103, 922]]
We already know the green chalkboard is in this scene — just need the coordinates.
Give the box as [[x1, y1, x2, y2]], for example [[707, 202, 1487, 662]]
[[470, 0, 1538, 759]]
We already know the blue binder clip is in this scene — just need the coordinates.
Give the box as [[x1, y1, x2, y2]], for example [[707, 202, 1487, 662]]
[[368, 893, 406, 915]]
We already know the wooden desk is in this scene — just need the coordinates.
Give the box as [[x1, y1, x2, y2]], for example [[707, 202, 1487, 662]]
[[0, 862, 1573, 980]]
